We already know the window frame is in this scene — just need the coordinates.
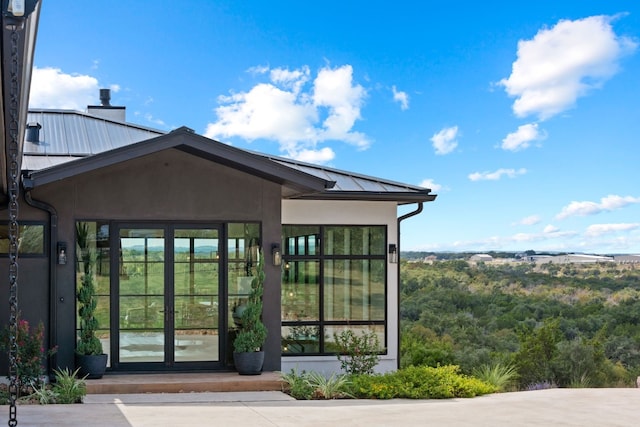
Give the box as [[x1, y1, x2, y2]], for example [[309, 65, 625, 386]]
[[0, 221, 48, 257], [281, 224, 388, 356]]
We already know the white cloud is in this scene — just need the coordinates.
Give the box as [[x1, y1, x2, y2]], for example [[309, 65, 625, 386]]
[[430, 126, 459, 155], [501, 123, 546, 151], [468, 168, 527, 181], [270, 66, 310, 93], [313, 65, 368, 148], [543, 224, 560, 234], [29, 66, 99, 110], [556, 195, 640, 220], [499, 15, 637, 120], [418, 179, 442, 192], [288, 147, 335, 164], [517, 215, 541, 226], [205, 64, 369, 162], [392, 86, 409, 110], [585, 223, 640, 237]]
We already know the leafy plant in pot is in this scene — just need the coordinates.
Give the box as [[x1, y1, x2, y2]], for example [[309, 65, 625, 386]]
[[233, 251, 268, 375], [75, 223, 108, 379]]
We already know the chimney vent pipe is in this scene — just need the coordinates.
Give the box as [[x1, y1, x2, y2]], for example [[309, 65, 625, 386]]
[[99, 88, 111, 106], [26, 122, 42, 143]]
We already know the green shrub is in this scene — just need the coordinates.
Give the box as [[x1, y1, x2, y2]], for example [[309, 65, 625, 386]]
[[51, 368, 86, 404], [279, 369, 314, 400], [280, 369, 352, 399], [347, 365, 497, 399], [472, 362, 518, 391], [333, 329, 382, 375], [400, 325, 456, 368], [0, 318, 57, 391], [30, 382, 58, 405], [515, 319, 562, 388], [305, 372, 352, 399]]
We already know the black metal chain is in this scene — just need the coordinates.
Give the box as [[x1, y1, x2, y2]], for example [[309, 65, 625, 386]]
[[7, 22, 21, 427]]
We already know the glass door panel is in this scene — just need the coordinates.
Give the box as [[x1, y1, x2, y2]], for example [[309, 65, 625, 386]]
[[118, 228, 165, 363], [173, 229, 220, 362]]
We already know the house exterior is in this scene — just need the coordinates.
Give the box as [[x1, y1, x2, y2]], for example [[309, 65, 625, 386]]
[[533, 254, 614, 265], [0, 2, 436, 378], [0, 95, 436, 377], [469, 254, 493, 263]]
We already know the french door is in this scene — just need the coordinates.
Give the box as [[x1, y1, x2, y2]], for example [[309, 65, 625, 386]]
[[112, 224, 223, 370]]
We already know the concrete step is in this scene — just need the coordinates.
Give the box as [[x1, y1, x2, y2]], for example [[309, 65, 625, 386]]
[[85, 371, 283, 394]]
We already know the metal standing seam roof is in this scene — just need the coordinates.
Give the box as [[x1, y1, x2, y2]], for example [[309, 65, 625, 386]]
[[264, 154, 433, 194], [24, 109, 165, 154], [21, 109, 436, 203]]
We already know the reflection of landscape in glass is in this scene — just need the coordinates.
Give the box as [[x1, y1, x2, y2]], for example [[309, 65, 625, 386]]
[[75, 222, 111, 342], [281, 225, 387, 355], [0, 224, 45, 254], [119, 233, 165, 334]]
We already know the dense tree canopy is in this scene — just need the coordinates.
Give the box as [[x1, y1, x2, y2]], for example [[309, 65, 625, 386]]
[[400, 260, 640, 388]]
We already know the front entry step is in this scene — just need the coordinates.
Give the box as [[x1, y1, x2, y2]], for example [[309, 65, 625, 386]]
[[85, 371, 283, 394]]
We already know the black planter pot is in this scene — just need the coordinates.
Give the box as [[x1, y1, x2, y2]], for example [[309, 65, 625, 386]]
[[76, 353, 108, 379], [233, 351, 264, 375]]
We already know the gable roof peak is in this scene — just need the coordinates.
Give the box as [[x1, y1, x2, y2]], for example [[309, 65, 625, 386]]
[[170, 126, 195, 134]]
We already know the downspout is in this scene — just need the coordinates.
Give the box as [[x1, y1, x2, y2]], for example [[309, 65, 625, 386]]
[[23, 177, 59, 376], [396, 202, 423, 370]]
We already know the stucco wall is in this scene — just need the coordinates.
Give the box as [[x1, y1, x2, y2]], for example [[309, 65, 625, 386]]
[[281, 199, 400, 374], [1, 148, 283, 374]]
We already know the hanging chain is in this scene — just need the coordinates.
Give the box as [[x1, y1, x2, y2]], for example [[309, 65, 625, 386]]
[[7, 22, 21, 427]]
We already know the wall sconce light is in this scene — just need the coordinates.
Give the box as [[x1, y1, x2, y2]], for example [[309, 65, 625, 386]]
[[272, 243, 282, 266], [57, 242, 67, 265], [388, 243, 398, 264]]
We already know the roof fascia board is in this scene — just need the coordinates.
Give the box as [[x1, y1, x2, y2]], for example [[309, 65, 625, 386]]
[[289, 191, 437, 203]]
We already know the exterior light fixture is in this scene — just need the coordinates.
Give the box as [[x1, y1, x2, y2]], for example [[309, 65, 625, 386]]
[[272, 243, 282, 266], [57, 242, 67, 265], [388, 243, 398, 264], [6, 0, 39, 18], [8, 0, 25, 17]]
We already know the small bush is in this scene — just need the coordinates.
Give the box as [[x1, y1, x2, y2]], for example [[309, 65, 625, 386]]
[[280, 369, 351, 400], [472, 362, 518, 391], [51, 368, 86, 404], [305, 372, 352, 399], [333, 329, 382, 375], [346, 365, 497, 399], [279, 369, 314, 400], [0, 318, 57, 391]]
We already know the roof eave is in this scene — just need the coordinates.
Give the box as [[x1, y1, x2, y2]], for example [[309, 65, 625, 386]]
[[288, 191, 437, 204]]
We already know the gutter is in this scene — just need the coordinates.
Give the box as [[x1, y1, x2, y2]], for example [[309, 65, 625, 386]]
[[395, 202, 424, 370], [23, 176, 59, 377]]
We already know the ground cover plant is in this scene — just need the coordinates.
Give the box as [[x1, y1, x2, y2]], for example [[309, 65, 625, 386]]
[[0, 367, 87, 405], [280, 365, 496, 400]]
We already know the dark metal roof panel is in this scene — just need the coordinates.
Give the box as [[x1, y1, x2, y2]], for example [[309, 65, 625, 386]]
[[24, 110, 165, 156], [267, 156, 432, 194]]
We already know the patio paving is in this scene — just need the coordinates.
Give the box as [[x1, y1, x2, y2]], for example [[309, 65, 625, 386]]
[[2, 387, 639, 426]]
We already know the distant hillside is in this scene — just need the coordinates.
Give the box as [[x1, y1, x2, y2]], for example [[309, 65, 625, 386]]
[[399, 260, 640, 389]]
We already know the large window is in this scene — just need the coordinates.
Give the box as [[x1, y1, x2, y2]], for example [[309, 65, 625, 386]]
[[0, 222, 46, 255], [281, 225, 386, 355]]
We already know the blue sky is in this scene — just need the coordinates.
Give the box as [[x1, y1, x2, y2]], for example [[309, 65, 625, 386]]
[[29, 1, 640, 254]]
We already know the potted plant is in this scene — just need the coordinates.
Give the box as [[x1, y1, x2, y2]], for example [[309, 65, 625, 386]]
[[75, 222, 108, 379], [233, 250, 268, 375]]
